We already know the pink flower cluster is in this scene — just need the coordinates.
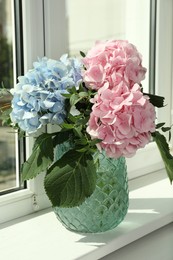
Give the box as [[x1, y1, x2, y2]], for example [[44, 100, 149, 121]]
[[83, 40, 156, 158], [82, 40, 147, 90]]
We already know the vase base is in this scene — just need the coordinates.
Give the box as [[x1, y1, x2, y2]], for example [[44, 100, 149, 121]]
[[54, 193, 129, 233], [54, 210, 128, 233], [53, 156, 129, 233]]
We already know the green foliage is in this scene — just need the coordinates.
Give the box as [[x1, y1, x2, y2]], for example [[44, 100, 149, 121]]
[[0, 36, 13, 88], [0, 85, 13, 126], [52, 130, 74, 147], [152, 131, 173, 183], [156, 122, 172, 142], [156, 122, 165, 129], [21, 133, 54, 181], [19, 81, 173, 208], [0, 107, 12, 126], [79, 51, 86, 57], [144, 93, 165, 108], [21, 83, 99, 207], [44, 150, 96, 207]]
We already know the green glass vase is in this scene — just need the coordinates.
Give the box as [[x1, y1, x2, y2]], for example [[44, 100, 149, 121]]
[[53, 151, 129, 233]]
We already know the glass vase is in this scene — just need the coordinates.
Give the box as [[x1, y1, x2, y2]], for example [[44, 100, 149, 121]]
[[53, 151, 129, 233]]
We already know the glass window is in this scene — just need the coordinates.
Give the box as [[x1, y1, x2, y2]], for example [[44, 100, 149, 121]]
[[0, 0, 24, 194]]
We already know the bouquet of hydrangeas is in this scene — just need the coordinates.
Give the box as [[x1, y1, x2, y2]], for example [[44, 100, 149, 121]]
[[1, 40, 173, 207]]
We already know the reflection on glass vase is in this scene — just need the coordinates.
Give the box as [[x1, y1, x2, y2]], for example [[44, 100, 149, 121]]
[[53, 152, 129, 233]]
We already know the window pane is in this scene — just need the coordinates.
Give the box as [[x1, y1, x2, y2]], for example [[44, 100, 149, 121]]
[[0, 0, 24, 193], [67, 0, 150, 92]]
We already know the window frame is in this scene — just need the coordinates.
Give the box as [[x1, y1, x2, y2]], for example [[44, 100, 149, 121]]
[[127, 0, 173, 179], [0, 0, 172, 224], [0, 0, 50, 224]]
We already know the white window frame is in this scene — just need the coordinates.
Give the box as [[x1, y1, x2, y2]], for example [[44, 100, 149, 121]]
[[0, 0, 50, 224], [0, 0, 172, 224], [127, 0, 173, 179]]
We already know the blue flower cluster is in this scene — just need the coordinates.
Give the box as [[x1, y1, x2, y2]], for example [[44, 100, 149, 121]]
[[10, 55, 82, 133]]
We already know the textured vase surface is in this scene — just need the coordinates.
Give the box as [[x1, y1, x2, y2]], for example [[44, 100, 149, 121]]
[[53, 152, 129, 233]]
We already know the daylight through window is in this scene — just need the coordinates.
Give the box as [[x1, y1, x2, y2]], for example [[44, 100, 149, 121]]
[[0, 0, 24, 194]]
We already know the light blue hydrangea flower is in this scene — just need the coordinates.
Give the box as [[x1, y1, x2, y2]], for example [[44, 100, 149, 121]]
[[10, 56, 82, 133]]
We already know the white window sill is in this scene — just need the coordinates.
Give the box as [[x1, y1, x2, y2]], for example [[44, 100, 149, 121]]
[[0, 169, 173, 260]]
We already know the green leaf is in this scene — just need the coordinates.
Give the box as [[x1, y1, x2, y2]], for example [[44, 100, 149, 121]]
[[79, 83, 85, 92], [61, 93, 71, 98], [144, 93, 165, 108], [76, 117, 89, 125], [70, 94, 80, 106], [161, 126, 171, 132], [169, 131, 171, 142], [52, 131, 75, 160], [89, 138, 102, 146], [0, 107, 12, 126], [44, 150, 96, 207], [76, 147, 89, 153], [80, 51, 86, 57], [52, 130, 75, 147], [156, 122, 165, 129], [78, 92, 88, 98], [152, 131, 173, 183], [61, 123, 74, 129], [73, 125, 84, 138], [21, 133, 54, 181], [67, 86, 77, 94], [67, 113, 78, 123], [0, 86, 11, 96], [75, 138, 88, 145]]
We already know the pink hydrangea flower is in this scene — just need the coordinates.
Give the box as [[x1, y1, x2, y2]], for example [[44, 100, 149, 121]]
[[82, 40, 147, 90], [87, 84, 156, 158]]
